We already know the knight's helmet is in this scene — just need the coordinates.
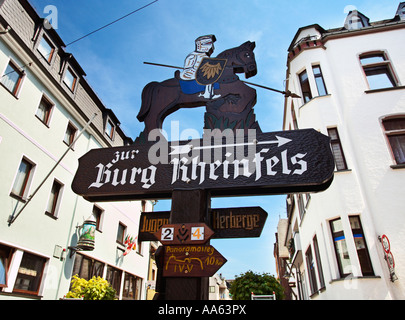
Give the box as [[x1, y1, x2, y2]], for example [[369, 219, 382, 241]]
[[195, 35, 216, 56]]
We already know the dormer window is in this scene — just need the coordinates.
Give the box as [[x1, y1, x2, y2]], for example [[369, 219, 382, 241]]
[[63, 67, 77, 92], [396, 2, 405, 20], [105, 118, 115, 140], [37, 35, 55, 63], [344, 10, 370, 30], [350, 16, 363, 29]]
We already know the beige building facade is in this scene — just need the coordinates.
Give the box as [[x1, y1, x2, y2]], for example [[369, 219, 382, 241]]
[[0, 0, 152, 300]]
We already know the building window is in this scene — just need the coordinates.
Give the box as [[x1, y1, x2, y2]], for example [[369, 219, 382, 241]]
[[299, 69, 312, 103], [11, 158, 35, 200], [330, 218, 352, 277], [349, 216, 374, 276], [313, 236, 325, 289], [13, 252, 46, 296], [92, 205, 104, 232], [382, 116, 405, 165], [122, 273, 142, 300], [297, 194, 306, 219], [105, 119, 115, 140], [312, 65, 328, 96], [0, 244, 13, 288], [327, 128, 348, 171], [344, 11, 370, 30], [305, 246, 318, 295], [37, 36, 55, 63], [359, 52, 397, 90], [348, 15, 365, 29], [136, 238, 143, 255], [106, 265, 122, 297], [117, 222, 126, 244], [1, 61, 24, 96], [35, 96, 53, 126], [63, 67, 77, 92], [71, 253, 104, 283], [63, 121, 77, 146], [45, 180, 63, 218], [291, 102, 299, 130]]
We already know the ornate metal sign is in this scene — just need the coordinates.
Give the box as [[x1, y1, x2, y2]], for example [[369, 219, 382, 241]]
[[72, 129, 334, 202]]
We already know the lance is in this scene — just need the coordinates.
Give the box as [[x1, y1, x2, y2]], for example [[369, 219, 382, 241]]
[[143, 61, 301, 98]]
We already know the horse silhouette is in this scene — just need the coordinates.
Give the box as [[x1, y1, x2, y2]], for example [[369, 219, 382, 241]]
[[137, 41, 261, 141]]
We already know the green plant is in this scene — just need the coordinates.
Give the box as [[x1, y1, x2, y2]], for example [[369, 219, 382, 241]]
[[65, 275, 117, 300], [229, 270, 285, 300]]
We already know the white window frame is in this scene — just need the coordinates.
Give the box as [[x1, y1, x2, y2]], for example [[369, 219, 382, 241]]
[[45, 178, 64, 219], [10, 156, 36, 202], [0, 242, 50, 297], [359, 51, 399, 91], [0, 59, 26, 98], [104, 117, 116, 141], [35, 93, 55, 127], [63, 120, 78, 149], [36, 34, 56, 64]]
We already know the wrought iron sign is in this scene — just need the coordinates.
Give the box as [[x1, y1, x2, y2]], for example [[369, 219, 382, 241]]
[[72, 129, 334, 202], [71, 35, 335, 300]]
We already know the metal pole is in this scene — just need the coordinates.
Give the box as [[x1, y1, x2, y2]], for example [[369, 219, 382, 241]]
[[144, 61, 183, 70], [143, 61, 301, 98], [242, 80, 301, 98], [7, 113, 98, 226]]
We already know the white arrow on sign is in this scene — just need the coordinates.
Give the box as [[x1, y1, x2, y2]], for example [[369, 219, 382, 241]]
[[170, 136, 292, 155]]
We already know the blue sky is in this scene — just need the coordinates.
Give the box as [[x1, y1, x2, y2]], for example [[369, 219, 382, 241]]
[[29, 0, 401, 279]]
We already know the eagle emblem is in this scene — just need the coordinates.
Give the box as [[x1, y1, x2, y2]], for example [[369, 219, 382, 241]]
[[196, 58, 227, 85], [200, 62, 222, 80]]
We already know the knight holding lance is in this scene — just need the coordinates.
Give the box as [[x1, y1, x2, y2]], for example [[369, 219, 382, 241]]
[[179, 34, 221, 100]]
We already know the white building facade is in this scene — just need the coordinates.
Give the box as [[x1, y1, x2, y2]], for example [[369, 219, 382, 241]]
[[0, 0, 152, 300], [208, 274, 231, 300], [279, 3, 405, 299]]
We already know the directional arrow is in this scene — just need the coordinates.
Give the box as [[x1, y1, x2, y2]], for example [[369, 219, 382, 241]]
[[169, 135, 292, 155], [210, 206, 268, 239], [163, 244, 227, 277]]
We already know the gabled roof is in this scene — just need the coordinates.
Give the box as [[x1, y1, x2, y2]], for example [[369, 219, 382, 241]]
[[288, 5, 405, 54], [343, 10, 370, 30], [395, 2, 405, 20], [287, 24, 325, 52]]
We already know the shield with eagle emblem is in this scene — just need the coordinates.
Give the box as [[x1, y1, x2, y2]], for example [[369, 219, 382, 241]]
[[196, 57, 227, 85]]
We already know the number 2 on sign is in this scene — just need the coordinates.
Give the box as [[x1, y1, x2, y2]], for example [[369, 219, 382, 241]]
[[191, 227, 204, 241], [162, 227, 174, 241]]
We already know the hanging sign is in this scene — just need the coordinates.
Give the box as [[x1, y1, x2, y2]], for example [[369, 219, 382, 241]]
[[138, 211, 170, 242], [163, 245, 227, 277], [210, 206, 267, 239], [72, 129, 334, 202]]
